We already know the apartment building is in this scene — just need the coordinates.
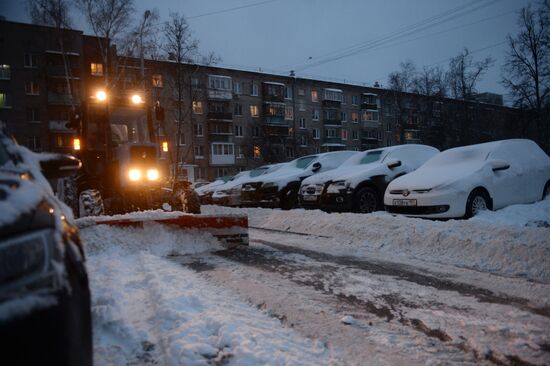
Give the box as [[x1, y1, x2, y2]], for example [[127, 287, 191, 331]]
[[0, 19, 520, 181]]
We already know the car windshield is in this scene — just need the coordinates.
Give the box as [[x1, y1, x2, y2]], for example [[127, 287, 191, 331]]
[[250, 167, 269, 177], [360, 150, 383, 164], [425, 148, 488, 167], [295, 156, 317, 169]]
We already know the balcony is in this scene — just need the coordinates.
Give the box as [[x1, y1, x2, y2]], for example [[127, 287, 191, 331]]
[[262, 82, 285, 102], [209, 134, 234, 143], [210, 154, 235, 165], [323, 119, 342, 127], [264, 115, 287, 125], [48, 93, 73, 105], [324, 137, 342, 144], [322, 100, 341, 108], [363, 121, 380, 129], [360, 102, 378, 110], [207, 111, 233, 121], [207, 89, 232, 100], [263, 125, 289, 136], [47, 65, 80, 79]]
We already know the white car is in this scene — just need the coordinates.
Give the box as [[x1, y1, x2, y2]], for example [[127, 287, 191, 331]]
[[299, 145, 439, 213], [212, 164, 285, 206], [384, 139, 550, 218], [240, 151, 356, 209], [194, 176, 232, 203]]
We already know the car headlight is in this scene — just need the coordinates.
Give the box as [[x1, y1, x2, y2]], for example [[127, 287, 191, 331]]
[[326, 180, 349, 194], [146, 169, 159, 181], [128, 169, 141, 181]]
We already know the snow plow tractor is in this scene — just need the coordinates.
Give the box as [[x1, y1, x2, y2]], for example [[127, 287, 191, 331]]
[[64, 92, 170, 217]]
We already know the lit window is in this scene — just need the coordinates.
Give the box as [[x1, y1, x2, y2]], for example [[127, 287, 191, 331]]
[[311, 90, 318, 102], [253, 145, 261, 158], [152, 74, 163, 88], [90, 63, 104, 76], [192, 101, 203, 114], [361, 110, 379, 121], [0, 65, 10, 79], [351, 112, 359, 123], [0, 93, 10, 108], [250, 105, 259, 117]]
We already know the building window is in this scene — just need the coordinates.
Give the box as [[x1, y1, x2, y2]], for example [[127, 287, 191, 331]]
[[352, 130, 358, 140], [0, 93, 11, 108], [342, 94, 347, 104], [195, 167, 206, 180], [324, 89, 343, 102], [25, 81, 40, 95], [194, 145, 204, 159], [212, 143, 234, 155], [209, 75, 232, 90], [286, 147, 294, 159], [235, 125, 243, 137], [152, 74, 163, 88], [192, 101, 203, 114], [341, 111, 347, 122], [0, 65, 10, 79], [27, 108, 40, 122], [311, 90, 318, 102], [237, 145, 244, 158], [251, 83, 259, 96], [299, 117, 306, 129], [342, 129, 348, 140], [299, 101, 306, 111], [24, 54, 37, 68], [312, 128, 320, 139], [194, 123, 203, 136], [191, 77, 199, 88], [233, 81, 242, 95], [298, 89, 305, 96], [325, 128, 337, 138], [299, 135, 307, 146], [284, 86, 293, 100], [234, 103, 243, 116], [253, 145, 261, 158], [90, 62, 103, 76], [178, 133, 185, 145], [351, 112, 359, 123], [312, 109, 319, 121], [361, 110, 379, 121], [351, 95, 358, 105], [250, 105, 259, 117], [253, 126, 259, 137], [28, 136, 42, 151], [285, 106, 294, 120]]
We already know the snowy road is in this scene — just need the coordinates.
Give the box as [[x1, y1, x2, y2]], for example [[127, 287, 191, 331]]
[[80, 201, 550, 365]]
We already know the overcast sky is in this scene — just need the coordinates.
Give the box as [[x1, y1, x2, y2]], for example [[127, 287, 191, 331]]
[[1, 0, 534, 104]]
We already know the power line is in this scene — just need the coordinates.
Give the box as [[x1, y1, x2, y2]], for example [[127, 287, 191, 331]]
[[288, 0, 502, 72], [187, 0, 282, 20]]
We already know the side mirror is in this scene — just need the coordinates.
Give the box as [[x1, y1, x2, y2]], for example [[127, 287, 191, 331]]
[[386, 159, 402, 169], [40, 154, 81, 179], [490, 159, 510, 172], [311, 162, 322, 172]]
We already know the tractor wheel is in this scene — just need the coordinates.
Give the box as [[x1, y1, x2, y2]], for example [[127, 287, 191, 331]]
[[78, 189, 105, 217]]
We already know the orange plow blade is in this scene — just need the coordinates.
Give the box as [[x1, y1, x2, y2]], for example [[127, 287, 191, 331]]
[[93, 214, 249, 247]]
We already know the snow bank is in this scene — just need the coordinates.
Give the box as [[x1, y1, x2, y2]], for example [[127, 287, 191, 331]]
[[203, 201, 550, 283], [85, 232, 332, 365]]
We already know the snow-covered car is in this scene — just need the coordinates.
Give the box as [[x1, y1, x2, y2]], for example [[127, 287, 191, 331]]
[[212, 163, 285, 206], [195, 175, 232, 204], [300, 145, 439, 213], [241, 151, 356, 209], [0, 132, 92, 365], [384, 139, 550, 218]]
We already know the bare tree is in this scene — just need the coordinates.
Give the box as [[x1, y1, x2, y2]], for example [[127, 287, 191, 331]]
[[77, 0, 135, 84], [413, 66, 446, 97], [502, 4, 550, 111], [445, 48, 494, 100], [388, 60, 417, 93]]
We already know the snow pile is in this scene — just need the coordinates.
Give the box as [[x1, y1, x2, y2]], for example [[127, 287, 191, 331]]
[[203, 202, 550, 283], [85, 235, 332, 365], [473, 196, 550, 227]]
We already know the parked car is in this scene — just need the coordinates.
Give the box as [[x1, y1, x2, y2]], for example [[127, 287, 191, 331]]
[[241, 151, 356, 209], [212, 163, 285, 206], [195, 175, 232, 204], [300, 144, 439, 213], [0, 131, 92, 365], [384, 139, 550, 218]]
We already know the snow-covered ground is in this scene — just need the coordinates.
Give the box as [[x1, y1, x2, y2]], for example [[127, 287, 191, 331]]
[[79, 199, 550, 365]]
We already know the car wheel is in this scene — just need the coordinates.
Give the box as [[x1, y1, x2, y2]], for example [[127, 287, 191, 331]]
[[281, 188, 298, 210], [543, 181, 550, 199], [79, 189, 104, 217], [354, 187, 379, 214], [465, 189, 490, 218]]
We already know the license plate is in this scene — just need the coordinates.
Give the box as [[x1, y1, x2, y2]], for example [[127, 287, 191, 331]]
[[393, 199, 417, 206], [302, 195, 318, 201]]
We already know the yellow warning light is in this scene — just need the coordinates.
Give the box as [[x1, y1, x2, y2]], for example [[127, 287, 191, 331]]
[[73, 138, 81, 151], [162, 141, 169, 152]]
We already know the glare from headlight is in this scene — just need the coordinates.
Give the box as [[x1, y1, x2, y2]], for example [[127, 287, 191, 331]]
[[129, 169, 141, 181], [146, 169, 159, 181]]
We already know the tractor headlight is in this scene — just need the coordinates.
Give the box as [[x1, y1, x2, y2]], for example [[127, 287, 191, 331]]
[[129, 169, 141, 181], [146, 169, 159, 181]]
